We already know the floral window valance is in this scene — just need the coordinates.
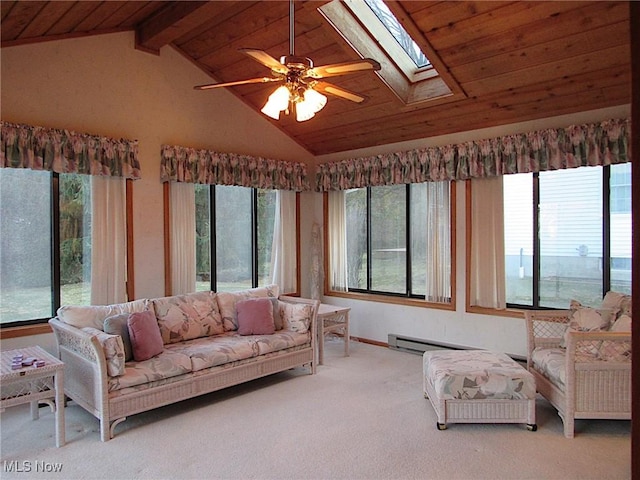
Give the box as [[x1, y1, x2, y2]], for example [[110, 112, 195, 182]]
[[160, 144, 309, 191], [315, 118, 630, 191], [0, 122, 140, 179]]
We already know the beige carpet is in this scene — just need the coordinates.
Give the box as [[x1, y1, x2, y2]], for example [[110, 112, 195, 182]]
[[0, 339, 631, 480]]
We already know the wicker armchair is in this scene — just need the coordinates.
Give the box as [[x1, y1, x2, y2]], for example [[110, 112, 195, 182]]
[[525, 309, 631, 438]]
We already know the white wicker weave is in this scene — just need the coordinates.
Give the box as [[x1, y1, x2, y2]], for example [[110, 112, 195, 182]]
[[49, 295, 318, 442], [525, 309, 631, 438]]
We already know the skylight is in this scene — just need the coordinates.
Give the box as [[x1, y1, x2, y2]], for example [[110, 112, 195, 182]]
[[363, 0, 430, 69], [318, 0, 455, 105]]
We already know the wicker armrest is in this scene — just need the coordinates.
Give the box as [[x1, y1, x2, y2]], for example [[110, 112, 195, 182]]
[[524, 310, 570, 363], [565, 330, 632, 365], [48, 318, 108, 373]]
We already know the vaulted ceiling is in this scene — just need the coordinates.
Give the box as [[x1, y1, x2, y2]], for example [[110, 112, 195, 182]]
[[1, 1, 631, 156]]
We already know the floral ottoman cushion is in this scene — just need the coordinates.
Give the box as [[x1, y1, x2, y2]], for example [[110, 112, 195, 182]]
[[423, 350, 536, 400]]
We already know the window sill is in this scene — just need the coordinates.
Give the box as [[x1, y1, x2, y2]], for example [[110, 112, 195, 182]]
[[0, 323, 52, 339], [465, 305, 525, 319], [324, 290, 455, 311]]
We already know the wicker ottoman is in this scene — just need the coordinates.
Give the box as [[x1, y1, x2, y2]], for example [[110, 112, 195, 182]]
[[423, 350, 537, 431]]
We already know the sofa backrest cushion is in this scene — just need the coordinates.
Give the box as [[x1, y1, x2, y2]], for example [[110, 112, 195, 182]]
[[104, 313, 133, 362], [128, 310, 164, 361], [236, 298, 276, 335], [278, 301, 313, 334], [152, 291, 224, 344], [217, 285, 280, 331], [601, 291, 632, 319], [57, 299, 149, 330]]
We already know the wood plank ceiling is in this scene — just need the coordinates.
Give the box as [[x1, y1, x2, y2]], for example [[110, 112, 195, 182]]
[[1, 1, 631, 156]]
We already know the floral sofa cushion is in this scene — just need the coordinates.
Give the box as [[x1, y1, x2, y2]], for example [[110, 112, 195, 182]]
[[82, 327, 126, 377], [278, 301, 313, 334], [254, 331, 310, 355], [164, 332, 259, 371], [424, 350, 536, 400], [531, 347, 566, 389], [107, 350, 192, 392], [217, 285, 280, 331], [152, 291, 224, 344]]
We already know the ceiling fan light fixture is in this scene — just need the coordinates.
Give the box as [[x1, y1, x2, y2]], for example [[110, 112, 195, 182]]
[[303, 88, 327, 113], [261, 101, 283, 120], [261, 85, 291, 119], [295, 98, 316, 122]]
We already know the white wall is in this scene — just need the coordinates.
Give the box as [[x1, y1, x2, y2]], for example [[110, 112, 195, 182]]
[[1, 32, 630, 357]]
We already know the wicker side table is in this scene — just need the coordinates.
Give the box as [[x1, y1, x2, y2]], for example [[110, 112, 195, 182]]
[[317, 304, 351, 365], [1, 346, 65, 447]]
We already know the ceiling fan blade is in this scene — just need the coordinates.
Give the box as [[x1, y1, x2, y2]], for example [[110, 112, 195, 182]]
[[305, 58, 381, 79], [239, 48, 289, 75], [314, 81, 366, 103], [194, 77, 282, 90]]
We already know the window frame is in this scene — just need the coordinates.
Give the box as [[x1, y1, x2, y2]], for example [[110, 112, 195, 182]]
[[0, 172, 135, 335], [184, 184, 301, 295], [466, 165, 631, 317], [509, 166, 623, 310], [323, 182, 456, 310]]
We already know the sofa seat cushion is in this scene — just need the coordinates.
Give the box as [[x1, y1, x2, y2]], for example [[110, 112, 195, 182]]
[[152, 291, 224, 344], [531, 347, 566, 389], [164, 333, 259, 372], [254, 331, 311, 355], [107, 350, 192, 392]]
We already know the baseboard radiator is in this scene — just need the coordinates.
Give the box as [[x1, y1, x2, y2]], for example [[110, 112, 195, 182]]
[[387, 334, 525, 362], [388, 334, 466, 355]]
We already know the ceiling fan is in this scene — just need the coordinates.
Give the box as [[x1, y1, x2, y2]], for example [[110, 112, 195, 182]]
[[194, 0, 381, 122]]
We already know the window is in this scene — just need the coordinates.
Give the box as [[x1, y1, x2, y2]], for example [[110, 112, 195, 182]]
[[194, 185, 282, 293], [0, 169, 92, 326], [319, 0, 453, 104], [503, 164, 632, 309], [333, 182, 452, 303], [363, 0, 430, 69]]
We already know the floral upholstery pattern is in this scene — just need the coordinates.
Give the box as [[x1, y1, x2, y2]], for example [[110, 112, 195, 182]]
[[217, 285, 279, 331], [278, 301, 313, 334], [152, 291, 224, 344], [82, 327, 126, 377], [164, 332, 259, 371], [531, 347, 567, 389], [423, 350, 535, 400], [254, 331, 310, 355], [107, 350, 192, 392]]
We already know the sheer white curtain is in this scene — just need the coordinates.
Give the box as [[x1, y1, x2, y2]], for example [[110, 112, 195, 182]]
[[170, 182, 196, 295], [90, 176, 127, 305], [328, 191, 348, 291], [270, 190, 297, 293], [470, 177, 506, 309], [425, 181, 451, 302]]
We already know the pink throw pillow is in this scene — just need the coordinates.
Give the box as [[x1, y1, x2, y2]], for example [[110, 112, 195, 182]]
[[127, 310, 164, 361], [236, 298, 276, 335]]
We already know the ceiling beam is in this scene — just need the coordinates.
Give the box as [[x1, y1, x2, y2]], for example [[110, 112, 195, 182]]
[[135, 1, 214, 54]]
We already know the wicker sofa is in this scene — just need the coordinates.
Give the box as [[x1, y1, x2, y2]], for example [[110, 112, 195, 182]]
[[49, 285, 318, 441], [525, 292, 632, 437]]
